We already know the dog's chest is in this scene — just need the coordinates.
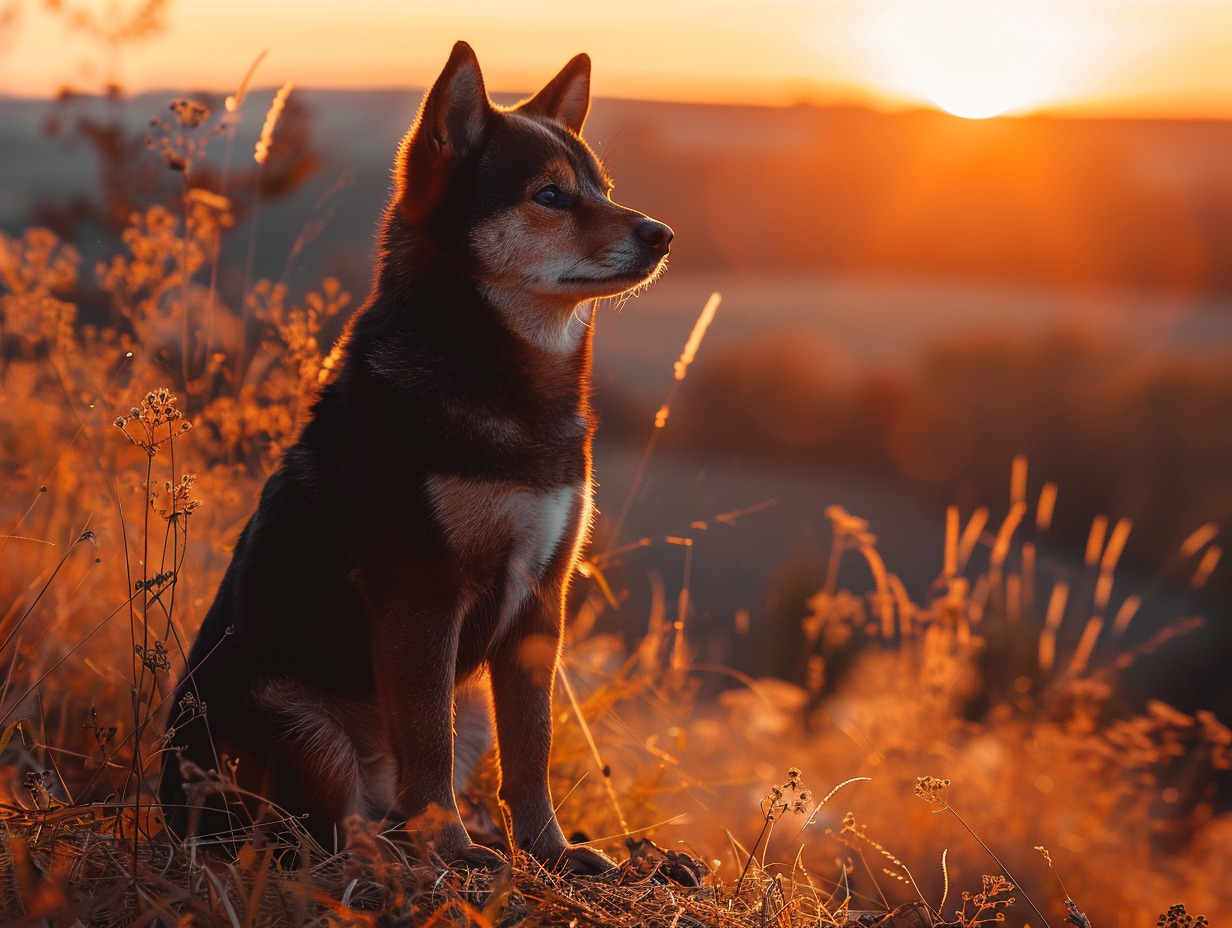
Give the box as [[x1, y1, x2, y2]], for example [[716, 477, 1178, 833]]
[[427, 475, 580, 625]]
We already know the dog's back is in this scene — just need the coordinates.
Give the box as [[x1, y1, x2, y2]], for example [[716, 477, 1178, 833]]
[[160, 42, 671, 871]]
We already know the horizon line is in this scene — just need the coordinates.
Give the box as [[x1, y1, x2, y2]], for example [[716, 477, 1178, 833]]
[[2, 85, 1231, 124]]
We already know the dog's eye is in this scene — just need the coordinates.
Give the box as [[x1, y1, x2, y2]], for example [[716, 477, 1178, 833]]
[[533, 185, 567, 207]]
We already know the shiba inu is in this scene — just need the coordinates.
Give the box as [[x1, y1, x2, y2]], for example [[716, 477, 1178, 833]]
[[159, 41, 673, 874]]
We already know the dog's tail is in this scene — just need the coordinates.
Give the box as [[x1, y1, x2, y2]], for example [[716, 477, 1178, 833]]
[[453, 674, 494, 793]]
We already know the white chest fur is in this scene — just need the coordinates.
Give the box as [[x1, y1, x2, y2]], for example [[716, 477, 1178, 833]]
[[426, 475, 581, 628]]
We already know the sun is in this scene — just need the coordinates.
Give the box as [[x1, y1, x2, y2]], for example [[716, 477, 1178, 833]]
[[860, 0, 1084, 119]]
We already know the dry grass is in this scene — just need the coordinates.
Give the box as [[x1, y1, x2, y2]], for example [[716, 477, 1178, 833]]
[[0, 81, 1226, 928]]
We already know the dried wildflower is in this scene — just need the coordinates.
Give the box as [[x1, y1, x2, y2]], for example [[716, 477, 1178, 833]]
[[915, 775, 952, 807], [176, 690, 206, 720], [826, 504, 876, 548], [203, 277, 350, 463], [176, 754, 235, 806], [733, 767, 813, 896], [135, 639, 170, 672], [22, 770, 53, 809], [1099, 699, 1232, 801], [1157, 904, 1210, 928], [147, 98, 214, 172], [761, 767, 811, 821], [796, 775, 871, 835], [83, 706, 117, 751], [170, 98, 209, 128], [1066, 898, 1093, 928], [97, 204, 232, 334], [956, 874, 1016, 926], [185, 186, 232, 212], [114, 387, 192, 455], [206, 383, 296, 465], [133, 570, 175, 594], [252, 276, 350, 381], [0, 227, 81, 356], [802, 588, 863, 649], [154, 473, 202, 522]]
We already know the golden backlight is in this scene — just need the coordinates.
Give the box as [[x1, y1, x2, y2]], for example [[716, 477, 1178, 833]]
[[859, 0, 1085, 118], [1, 0, 1231, 117]]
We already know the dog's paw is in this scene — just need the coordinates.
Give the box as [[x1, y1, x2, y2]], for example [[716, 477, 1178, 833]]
[[410, 818, 509, 872], [446, 842, 509, 872], [550, 843, 618, 877]]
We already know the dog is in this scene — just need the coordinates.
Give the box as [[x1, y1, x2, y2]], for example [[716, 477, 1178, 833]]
[[159, 41, 673, 874]]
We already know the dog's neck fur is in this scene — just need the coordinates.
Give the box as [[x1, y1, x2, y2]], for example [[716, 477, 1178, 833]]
[[379, 196, 595, 346], [330, 211, 595, 471], [387, 216, 588, 351]]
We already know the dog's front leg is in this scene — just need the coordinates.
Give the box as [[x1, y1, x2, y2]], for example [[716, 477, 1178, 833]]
[[489, 587, 616, 876], [370, 592, 505, 870]]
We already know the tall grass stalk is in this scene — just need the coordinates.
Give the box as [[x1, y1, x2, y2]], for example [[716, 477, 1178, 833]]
[[608, 292, 720, 549], [240, 82, 293, 384], [556, 663, 630, 840]]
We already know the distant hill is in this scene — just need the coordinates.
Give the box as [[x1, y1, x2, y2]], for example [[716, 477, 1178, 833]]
[[3, 90, 1232, 298]]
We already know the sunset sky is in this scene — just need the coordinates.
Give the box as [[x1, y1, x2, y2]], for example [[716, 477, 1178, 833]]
[[1, 0, 1231, 118]]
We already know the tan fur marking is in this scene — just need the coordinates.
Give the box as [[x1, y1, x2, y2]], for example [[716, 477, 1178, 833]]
[[426, 475, 578, 631]]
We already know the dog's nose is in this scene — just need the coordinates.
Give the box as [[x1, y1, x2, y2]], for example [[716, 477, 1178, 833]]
[[636, 219, 674, 255]]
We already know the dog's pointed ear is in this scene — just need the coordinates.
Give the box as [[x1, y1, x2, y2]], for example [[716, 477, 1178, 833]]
[[520, 53, 591, 134], [398, 41, 492, 221]]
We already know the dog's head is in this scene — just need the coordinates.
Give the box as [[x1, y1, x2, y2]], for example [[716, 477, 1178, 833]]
[[395, 42, 673, 351]]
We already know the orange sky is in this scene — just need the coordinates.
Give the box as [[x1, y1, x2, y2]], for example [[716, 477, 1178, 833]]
[[1, 0, 1231, 118]]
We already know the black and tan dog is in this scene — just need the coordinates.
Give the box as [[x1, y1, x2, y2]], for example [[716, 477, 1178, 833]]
[[159, 41, 672, 873]]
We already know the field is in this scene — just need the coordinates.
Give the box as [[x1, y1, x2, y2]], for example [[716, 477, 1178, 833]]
[[1, 74, 1229, 928]]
